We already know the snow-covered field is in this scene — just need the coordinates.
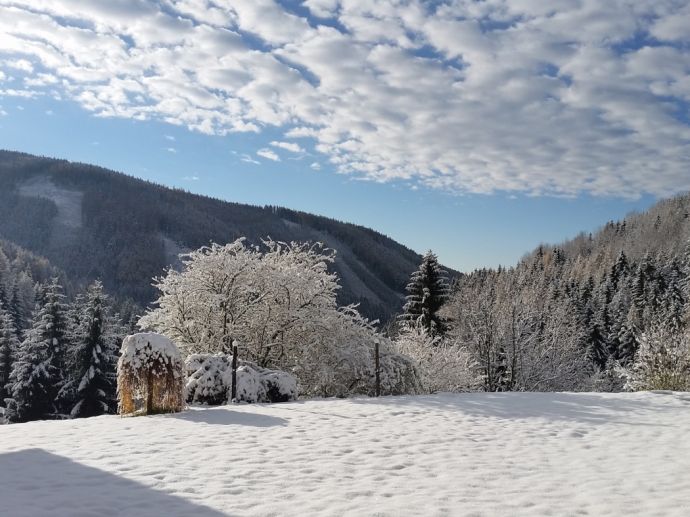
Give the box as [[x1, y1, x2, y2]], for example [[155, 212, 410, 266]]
[[1, 392, 689, 516]]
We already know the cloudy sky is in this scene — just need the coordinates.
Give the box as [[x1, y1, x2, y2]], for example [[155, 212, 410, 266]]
[[1, 0, 689, 270]]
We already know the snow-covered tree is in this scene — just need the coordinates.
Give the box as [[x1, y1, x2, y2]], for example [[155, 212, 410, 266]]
[[393, 327, 478, 393], [139, 238, 419, 397], [0, 305, 19, 406], [445, 264, 592, 392], [682, 238, 690, 325], [65, 281, 119, 418], [4, 279, 67, 422], [400, 250, 450, 334], [619, 325, 690, 391], [140, 239, 340, 360]]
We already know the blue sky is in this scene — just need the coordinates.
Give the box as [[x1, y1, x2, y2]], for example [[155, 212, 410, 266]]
[[0, 1, 688, 271]]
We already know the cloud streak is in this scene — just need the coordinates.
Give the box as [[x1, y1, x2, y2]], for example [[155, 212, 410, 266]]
[[0, 0, 689, 197]]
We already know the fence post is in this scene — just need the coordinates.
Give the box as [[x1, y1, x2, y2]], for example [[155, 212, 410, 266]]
[[231, 341, 238, 403], [375, 339, 380, 397]]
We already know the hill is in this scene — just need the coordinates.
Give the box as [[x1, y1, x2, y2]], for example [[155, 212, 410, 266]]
[[0, 150, 427, 321], [444, 191, 690, 391], [1, 392, 688, 516]]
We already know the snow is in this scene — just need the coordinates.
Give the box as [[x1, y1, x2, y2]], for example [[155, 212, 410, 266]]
[[118, 332, 181, 371], [1, 392, 690, 516]]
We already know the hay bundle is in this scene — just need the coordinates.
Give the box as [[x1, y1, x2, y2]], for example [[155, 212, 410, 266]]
[[117, 333, 185, 415]]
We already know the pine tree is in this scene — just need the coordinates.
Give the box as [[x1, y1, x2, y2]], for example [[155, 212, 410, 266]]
[[682, 239, 690, 325], [8, 284, 24, 339], [609, 251, 629, 292], [587, 320, 609, 369], [4, 278, 67, 422], [617, 307, 638, 364], [493, 345, 509, 392], [0, 305, 19, 405], [67, 281, 118, 418], [663, 259, 685, 333], [400, 251, 450, 334]]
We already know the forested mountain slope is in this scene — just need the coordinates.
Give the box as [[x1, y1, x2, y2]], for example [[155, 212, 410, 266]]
[[445, 192, 690, 391], [0, 238, 66, 333], [0, 150, 425, 321]]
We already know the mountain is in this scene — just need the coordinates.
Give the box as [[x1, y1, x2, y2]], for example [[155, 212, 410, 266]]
[[0, 150, 426, 321]]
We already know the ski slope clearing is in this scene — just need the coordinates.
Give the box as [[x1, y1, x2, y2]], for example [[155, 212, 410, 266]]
[[1, 392, 689, 516]]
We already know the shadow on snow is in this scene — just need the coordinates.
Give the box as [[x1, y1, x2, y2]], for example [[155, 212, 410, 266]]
[[347, 392, 682, 426], [165, 406, 288, 427], [0, 448, 228, 517]]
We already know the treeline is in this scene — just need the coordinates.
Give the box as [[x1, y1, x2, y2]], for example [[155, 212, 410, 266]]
[[0, 150, 425, 321], [443, 193, 690, 391]]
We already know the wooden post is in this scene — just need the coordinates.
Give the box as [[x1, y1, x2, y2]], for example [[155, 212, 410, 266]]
[[146, 371, 154, 415], [231, 342, 238, 403], [374, 339, 380, 397]]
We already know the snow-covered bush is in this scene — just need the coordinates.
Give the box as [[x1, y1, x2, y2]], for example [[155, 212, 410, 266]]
[[117, 333, 185, 415], [185, 353, 298, 404], [393, 328, 478, 393], [232, 363, 298, 403], [619, 326, 690, 391], [375, 348, 423, 396], [287, 305, 421, 397], [139, 239, 418, 397], [184, 354, 230, 405]]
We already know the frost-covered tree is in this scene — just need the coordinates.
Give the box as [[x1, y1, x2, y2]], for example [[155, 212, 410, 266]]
[[393, 327, 477, 393], [400, 250, 450, 335], [4, 279, 67, 422], [0, 305, 19, 405], [64, 281, 119, 418], [683, 239, 690, 326], [620, 325, 690, 391], [139, 238, 412, 397], [444, 258, 592, 392]]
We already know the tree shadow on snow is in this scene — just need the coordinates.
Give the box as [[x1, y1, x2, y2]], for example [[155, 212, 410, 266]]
[[349, 392, 677, 426], [0, 448, 228, 517], [165, 406, 288, 427]]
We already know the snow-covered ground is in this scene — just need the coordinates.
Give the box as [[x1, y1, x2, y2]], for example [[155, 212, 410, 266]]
[[1, 392, 689, 516]]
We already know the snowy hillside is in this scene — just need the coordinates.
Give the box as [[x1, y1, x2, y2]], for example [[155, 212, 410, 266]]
[[1, 392, 689, 516]]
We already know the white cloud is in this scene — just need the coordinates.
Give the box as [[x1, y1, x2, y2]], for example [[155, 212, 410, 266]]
[[303, 0, 339, 19], [165, 134, 175, 141], [240, 153, 260, 164], [0, 0, 689, 197], [310, 162, 321, 171], [166, 147, 177, 153], [0, 89, 39, 98], [257, 148, 280, 161], [183, 174, 200, 181], [4, 59, 33, 72], [270, 140, 304, 153]]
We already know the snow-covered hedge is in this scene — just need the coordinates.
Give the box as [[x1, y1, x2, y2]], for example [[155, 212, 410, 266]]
[[185, 354, 298, 404], [296, 334, 422, 398]]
